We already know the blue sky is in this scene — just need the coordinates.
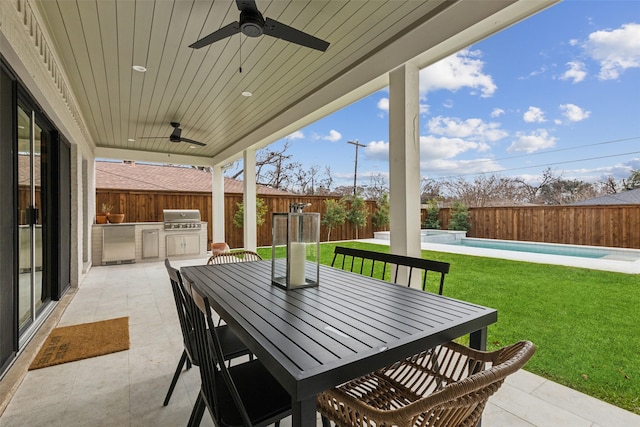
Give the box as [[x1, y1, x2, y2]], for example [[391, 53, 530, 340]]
[[229, 1, 640, 189]]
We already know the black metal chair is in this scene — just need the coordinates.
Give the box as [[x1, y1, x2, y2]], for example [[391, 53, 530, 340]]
[[331, 246, 451, 294], [163, 259, 252, 407], [185, 280, 291, 427]]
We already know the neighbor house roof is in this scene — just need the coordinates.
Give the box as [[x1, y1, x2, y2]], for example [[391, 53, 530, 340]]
[[95, 161, 291, 195], [571, 188, 640, 205]]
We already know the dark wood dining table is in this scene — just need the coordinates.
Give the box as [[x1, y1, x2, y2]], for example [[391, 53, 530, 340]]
[[181, 260, 497, 427]]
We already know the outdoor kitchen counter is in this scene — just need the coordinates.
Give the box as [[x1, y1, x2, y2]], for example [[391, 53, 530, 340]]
[[91, 222, 208, 266]]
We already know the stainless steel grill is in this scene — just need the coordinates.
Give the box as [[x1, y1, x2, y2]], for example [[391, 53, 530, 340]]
[[163, 209, 202, 231]]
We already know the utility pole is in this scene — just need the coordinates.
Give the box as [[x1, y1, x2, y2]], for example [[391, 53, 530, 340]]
[[347, 140, 366, 195]]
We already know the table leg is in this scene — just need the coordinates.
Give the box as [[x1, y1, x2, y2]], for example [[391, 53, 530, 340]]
[[469, 326, 487, 351], [291, 396, 317, 427], [470, 327, 488, 427]]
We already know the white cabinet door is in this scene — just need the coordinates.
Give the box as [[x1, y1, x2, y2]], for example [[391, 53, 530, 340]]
[[166, 234, 200, 256], [182, 234, 200, 255]]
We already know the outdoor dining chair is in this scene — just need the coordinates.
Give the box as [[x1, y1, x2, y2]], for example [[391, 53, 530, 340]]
[[317, 340, 536, 427], [207, 250, 263, 265], [163, 259, 252, 407], [185, 280, 292, 427], [331, 246, 451, 295]]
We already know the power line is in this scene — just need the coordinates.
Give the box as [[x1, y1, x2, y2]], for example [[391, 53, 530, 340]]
[[430, 150, 640, 181], [458, 135, 640, 168]]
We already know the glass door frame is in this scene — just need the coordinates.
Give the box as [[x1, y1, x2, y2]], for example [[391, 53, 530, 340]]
[[17, 95, 51, 339]]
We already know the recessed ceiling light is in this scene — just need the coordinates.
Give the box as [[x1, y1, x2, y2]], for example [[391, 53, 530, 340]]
[[189, 145, 196, 149], [132, 65, 147, 72], [127, 138, 135, 142], [241, 91, 252, 97]]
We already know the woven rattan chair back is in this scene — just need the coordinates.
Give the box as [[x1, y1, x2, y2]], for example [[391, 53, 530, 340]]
[[317, 340, 536, 427], [207, 250, 263, 265]]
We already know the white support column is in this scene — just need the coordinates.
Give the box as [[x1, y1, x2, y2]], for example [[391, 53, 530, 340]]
[[243, 149, 258, 251], [389, 62, 422, 288], [211, 164, 225, 244]]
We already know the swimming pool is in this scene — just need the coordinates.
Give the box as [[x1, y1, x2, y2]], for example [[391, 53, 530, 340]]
[[373, 230, 640, 263], [444, 237, 640, 261]]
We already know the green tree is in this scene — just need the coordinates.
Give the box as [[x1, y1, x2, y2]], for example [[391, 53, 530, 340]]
[[371, 192, 390, 231], [422, 198, 441, 229], [448, 201, 470, 231], [624, 169, 640, 190], [343, 193, 368, 239], [233, 197, 268, 228], [321, 199, 347, 241]]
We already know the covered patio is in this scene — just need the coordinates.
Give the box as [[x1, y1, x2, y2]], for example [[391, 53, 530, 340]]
[[1, 257, 638, 426], [4, 0, 638, 425]]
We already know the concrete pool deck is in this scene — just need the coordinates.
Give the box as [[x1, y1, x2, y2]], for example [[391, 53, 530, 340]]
[[359, 238, 640, 274]]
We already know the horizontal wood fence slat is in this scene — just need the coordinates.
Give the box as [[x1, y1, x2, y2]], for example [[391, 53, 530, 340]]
[[96, 189, 640, 251]]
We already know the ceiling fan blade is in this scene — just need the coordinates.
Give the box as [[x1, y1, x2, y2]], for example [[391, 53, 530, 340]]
[[180, 137, 207, 147], [190, 22, 241, 49], [263, 18, 329, 52], [236, 0, 258, 13]]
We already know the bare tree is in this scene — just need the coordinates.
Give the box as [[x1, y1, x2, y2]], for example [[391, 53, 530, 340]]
[[362, 173, 388, 201], [443, 174, 524, 207], [420, 178, 443, 203], [228, 141, 298, 190]]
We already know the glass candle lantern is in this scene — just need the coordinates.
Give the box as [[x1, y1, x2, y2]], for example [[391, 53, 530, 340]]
[[271, 212, 320, 290]]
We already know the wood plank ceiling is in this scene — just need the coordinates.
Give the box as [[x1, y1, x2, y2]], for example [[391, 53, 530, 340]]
[[33, 0, 554, 165]]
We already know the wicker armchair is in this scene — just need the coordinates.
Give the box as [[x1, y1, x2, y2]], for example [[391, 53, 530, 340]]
[[317, 340, 535, 427], [206, 250, 263, 265]]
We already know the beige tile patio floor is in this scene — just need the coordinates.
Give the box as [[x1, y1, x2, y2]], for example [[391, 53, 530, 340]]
[[1, 257, 638, 427]]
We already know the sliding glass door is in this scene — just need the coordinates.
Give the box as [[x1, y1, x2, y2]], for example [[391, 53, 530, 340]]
[[17, 103, 50, 333]]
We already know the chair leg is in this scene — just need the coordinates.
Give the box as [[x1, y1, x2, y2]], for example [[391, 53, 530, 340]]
[[164, 350, 188, 406], [188, 393, 206, 427], [321, 416, 332, 427]]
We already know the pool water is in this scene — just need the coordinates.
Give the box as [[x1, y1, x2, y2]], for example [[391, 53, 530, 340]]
[[443, 237, 640, 262]]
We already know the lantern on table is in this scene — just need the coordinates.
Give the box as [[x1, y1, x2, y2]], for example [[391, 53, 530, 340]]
[[271, 204, 320, 290]]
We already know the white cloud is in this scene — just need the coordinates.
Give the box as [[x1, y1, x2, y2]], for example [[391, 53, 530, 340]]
[[377, 97, 389, 112], [427, 116, 507, 143], [420, 49, 496, 98], [419, 103, 430, 115], [584, 23, 640, 80], [322, 129, 342, 142], [559, 103, 591, 122], [365, 141, 388, 160], [523, 106, 546, 123], [287, 130, 304, 140], [491, 108, 505, 118], [507, 129, 557, 153], [560, 61, 587, 83], [569, 39, 579, 46], [420, 158, 503, 176], [420, 135, 488, 159]]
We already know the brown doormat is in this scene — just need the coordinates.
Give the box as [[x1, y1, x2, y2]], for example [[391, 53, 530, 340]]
[[29, 317, 130, 370]]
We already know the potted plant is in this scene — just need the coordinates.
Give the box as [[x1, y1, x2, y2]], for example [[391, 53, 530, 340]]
[[96, 203, 112, 224]]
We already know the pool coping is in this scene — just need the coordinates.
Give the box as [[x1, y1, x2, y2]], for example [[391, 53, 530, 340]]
[[359, 238, 640, 275]]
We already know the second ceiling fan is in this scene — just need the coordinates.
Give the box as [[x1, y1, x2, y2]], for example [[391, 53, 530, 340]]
[[189, 0, 330, 52]]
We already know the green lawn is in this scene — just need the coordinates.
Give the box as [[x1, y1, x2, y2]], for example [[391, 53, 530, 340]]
[[257, 241, 640, 414]]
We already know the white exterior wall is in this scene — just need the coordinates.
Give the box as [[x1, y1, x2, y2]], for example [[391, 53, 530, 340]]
[[1, 0, 97, 287]]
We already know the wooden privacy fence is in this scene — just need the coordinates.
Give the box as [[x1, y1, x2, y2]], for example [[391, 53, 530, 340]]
[[97, 189, 640, 250], [96, 190, 379, 249], [436, 205, 640, 249]]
